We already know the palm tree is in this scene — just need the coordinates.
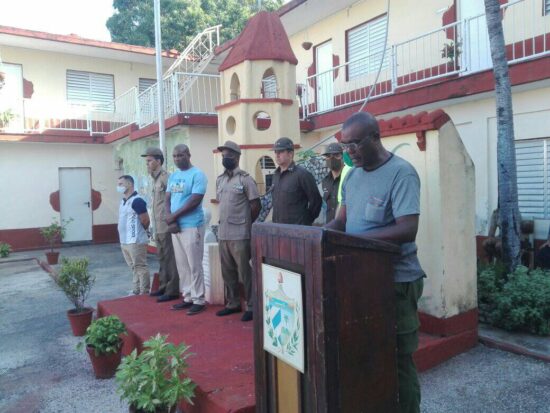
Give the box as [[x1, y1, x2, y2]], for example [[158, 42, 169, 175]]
[[484, 0, 521, 272]]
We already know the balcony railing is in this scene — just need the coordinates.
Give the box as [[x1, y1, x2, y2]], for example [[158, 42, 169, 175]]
[[0, 72, 221, 136], [303, 0, 550, 118]]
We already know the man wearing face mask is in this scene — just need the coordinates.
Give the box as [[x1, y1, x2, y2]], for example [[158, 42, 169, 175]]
[[215, 141, 261, 322], [117, 175, 151, 295], [321, 142, 345, 223]]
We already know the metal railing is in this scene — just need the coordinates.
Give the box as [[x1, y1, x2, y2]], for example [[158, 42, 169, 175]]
[[302, 0, 550, 118]]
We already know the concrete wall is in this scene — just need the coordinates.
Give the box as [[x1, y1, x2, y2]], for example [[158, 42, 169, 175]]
[[0, 141, 118, 230]]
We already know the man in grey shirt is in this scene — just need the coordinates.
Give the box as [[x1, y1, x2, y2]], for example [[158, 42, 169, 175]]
[[326, 112, 425, 413]]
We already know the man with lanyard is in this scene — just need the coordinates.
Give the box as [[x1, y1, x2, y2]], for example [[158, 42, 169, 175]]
[[214, 141, 261, 322], [166, 144, 208, 316], [141, 147, 180, 303], [117, 175, 151, 295], [271, 137, 322, 225], [321, 142, 345, 223], [326, 112, 425, 413]]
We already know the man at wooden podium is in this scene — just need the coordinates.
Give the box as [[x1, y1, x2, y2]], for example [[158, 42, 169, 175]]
[[326, 112, 425, 413]]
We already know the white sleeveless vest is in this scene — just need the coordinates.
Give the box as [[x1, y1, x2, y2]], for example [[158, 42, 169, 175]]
[[118, 193, 149, 244]]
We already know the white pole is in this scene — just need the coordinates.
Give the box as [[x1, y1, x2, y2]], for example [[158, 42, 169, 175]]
[[154, 0, 166, 159]]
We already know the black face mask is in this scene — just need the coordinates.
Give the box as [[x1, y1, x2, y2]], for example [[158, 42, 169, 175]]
[[222, 157, 237, 170], [326, 158, 342, 171]]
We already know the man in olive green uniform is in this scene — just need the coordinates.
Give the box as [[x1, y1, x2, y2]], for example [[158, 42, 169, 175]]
[[141, 147, 180, 302], [215, 141, 261, 322]]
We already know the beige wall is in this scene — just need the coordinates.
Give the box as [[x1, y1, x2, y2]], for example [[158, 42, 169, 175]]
[[1, 45, 159, 104], [0, 142, 118, 230]]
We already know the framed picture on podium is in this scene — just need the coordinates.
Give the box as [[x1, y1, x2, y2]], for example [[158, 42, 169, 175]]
[[261, 263, 305, 373]]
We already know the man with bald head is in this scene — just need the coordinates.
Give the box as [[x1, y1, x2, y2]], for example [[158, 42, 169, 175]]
[[166, 144, 208, 316], [326, 112, 425, 413]]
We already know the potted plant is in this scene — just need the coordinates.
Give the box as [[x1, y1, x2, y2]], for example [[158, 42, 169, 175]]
[[0, 242, 11, 258], [52, 257, 95, 336], [78, 315, 127, 379], [40, 217, 72, 264], [116, 334, 196, 413]]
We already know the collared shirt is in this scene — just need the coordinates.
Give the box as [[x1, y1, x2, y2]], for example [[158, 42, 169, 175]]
[[150, 168, 169, 234], [322, 171, 342, 223], [271, 162, 322, 225], [216, 167, 260, 240]]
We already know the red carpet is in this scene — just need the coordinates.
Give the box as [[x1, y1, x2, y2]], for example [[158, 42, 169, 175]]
[[98, 296, 477, 412], [98, 296, 255, 413]]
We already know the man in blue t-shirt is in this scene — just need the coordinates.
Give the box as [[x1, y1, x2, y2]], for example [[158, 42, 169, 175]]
[[326, 112, 425, 413], [165, 144, 208, 316]]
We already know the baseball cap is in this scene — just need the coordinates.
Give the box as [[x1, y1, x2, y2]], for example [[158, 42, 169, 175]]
[[272, 137, 294, 151], [141, 147, 164, 157], [322, 142, 343, 156], [217, 140, 241, 154]]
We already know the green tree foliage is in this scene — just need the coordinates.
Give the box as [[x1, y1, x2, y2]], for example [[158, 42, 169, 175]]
[[107, 0, 283, 51]]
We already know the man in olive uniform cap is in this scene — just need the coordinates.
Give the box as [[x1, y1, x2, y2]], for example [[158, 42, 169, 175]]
[[141, 147, 180, 302], [321, 142, 346, 223], [215, 141, 261, 322]]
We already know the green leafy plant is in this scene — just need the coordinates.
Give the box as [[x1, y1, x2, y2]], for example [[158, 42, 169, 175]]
[[0, 242, 11, 258], [40, 218, 73, 252], [441, 41, 462, 62], [116, 334, 196, 412], [0, 109, 14, 128], [78, 315, 127, 356], [53, 257, 95, 313], [478, 263, 550, 336]]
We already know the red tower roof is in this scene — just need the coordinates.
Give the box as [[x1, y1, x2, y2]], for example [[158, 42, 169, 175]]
[[219, 11, 298, 72]]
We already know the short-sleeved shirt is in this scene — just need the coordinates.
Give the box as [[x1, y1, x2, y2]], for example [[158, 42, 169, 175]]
[[341, 154, 425, 283], [150, 168, 169, 234], [118, 192, 149, 244], [216, 168, 260, 240], [167, 166, 207, 228], [271, 162, 322, 225]]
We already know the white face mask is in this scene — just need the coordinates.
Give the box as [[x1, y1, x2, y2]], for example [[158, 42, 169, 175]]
[[116, 185, 126, 194]]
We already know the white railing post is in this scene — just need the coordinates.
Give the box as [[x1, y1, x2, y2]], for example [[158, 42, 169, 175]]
[[173, 73, 180, 114], [134, 87, 141, 126], [391, 44, 398, 92], [86, 105, 92, 135]]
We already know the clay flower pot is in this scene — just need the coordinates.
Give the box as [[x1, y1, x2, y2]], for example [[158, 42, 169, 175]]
[[67, 307, 94, 336], [86, 345, 122, 379], [46, 251, 60, 265], [129, 405, 178, 413]]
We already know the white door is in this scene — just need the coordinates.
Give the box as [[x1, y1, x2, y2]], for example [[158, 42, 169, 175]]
[[460, 0, 492, 73], [316, 41, 334, 113], [0, 63, 24, 130], [59, 168, 93, 242]]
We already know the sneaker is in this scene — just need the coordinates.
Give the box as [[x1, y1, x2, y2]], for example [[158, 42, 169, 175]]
[[128, 290, 139, 296], [241, 311, 253, 322], [157, 294, 180, 303], [187, 304, 206, 315], [171, 301, 193, 311], [216, 307, 241, 317], [149, 289, 165, 297]]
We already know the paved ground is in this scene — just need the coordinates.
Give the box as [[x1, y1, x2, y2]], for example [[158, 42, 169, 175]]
[[1, 243, 549, 413]]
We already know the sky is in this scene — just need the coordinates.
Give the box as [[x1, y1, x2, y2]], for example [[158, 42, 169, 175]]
[[0, 0, 114, 41]]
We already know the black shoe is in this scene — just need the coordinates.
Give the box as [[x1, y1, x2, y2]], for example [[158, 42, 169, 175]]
[[216, 307, 242, 317], [187, 304, 206, 315], [157, 294, 180, 303], [241, 311, 253, 322], [149, 289, 165, 297], [171, 301, 193, 310]]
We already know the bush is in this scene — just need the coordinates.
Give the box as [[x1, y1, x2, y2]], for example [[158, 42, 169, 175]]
[[79, 315, 127, 356], [116, 334, 195, 412], [478, 263, 550, 336], [55, 257, 95, 312], [0, 242, 11, 258]]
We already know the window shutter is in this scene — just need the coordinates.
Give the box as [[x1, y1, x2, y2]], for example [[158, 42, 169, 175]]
[[139, 78, 156, 94], [67, 70, 114, 109], [262, 75, 277, 98], [347, 15, 388, 79], [515, 139, 547, 219], [545, 0, 550, 15]]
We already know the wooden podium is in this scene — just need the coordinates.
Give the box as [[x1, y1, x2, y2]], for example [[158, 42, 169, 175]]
[[252, 223, 400, 413]]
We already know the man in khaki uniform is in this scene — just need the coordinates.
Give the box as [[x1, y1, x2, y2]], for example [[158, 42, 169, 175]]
[[141, 147, 180, 302], [215, 141, 261, 322]]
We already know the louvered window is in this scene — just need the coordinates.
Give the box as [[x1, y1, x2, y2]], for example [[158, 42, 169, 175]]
[[515, 139, 549, 219], [545, 0, 550, 15], [66, 70, 114, 110], [347, 15, 388, 80], [262, 75, 277, 98], [139, 78, 156, 93]]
